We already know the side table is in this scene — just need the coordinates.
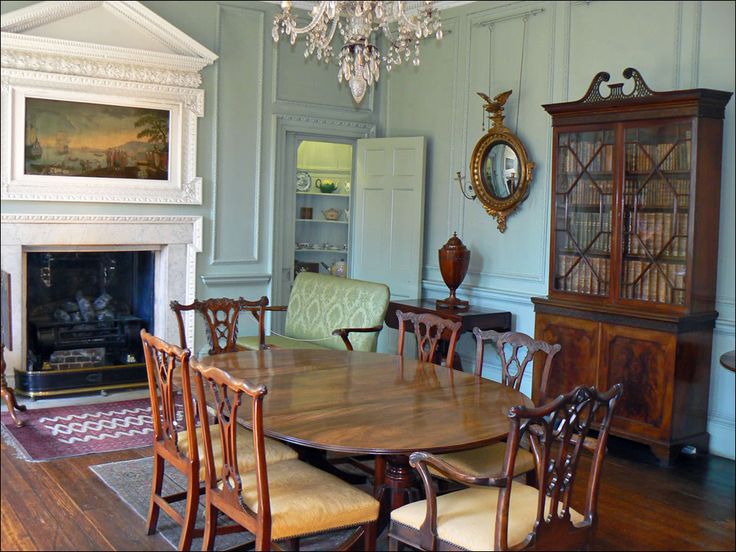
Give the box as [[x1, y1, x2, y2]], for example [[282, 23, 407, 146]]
[[385, 299, 512, 370]]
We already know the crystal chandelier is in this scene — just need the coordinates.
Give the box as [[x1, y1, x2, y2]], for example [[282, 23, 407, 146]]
[[272, 1, 443, 103]]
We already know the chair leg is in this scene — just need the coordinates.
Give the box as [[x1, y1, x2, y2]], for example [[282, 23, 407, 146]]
[[146, 454, 165, 535], [202, 501, 218, 552], [363, 522, 377, 551], [525, 469, 538, 488], [178, 474, 200, 551], [388, 534, 400, 551]]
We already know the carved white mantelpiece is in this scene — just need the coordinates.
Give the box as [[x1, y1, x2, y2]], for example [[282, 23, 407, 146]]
[[1, 1, 217, 204], [0, 214, 203, 376]]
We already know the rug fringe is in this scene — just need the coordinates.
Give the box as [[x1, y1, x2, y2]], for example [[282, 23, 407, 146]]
[[0, 423, 35, 463]]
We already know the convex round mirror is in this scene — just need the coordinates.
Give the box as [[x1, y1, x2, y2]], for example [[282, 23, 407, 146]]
[[469, 91, 534, 232], [482, 142, 520, 199]]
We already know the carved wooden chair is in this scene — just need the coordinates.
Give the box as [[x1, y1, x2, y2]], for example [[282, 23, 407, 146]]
[[170, 296, 269, 354], [388, 383, 624, 551], [434, 330, 562, 483], [396, 310, 462, 369], [141, 330, 296, 551], [190, 356, 380, 551]]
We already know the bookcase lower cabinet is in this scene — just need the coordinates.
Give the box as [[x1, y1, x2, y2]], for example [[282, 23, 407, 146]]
[[533, 302, 714, 464]]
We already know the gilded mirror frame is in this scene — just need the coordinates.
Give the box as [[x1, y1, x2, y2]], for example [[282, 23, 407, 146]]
[[469, 91, 534, 232]]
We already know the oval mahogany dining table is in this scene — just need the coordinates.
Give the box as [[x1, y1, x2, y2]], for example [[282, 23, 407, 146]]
[[194, 348, 532, 517]]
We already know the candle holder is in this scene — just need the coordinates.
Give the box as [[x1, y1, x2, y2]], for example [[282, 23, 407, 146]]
[[436, 233, 470, 310]]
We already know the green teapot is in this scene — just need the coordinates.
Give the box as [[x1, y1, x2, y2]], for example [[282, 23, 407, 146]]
[[315, 179, 337, 194]]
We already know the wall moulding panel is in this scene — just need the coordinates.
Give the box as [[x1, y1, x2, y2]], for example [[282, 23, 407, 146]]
[[0, 0, 216, 204], [210, 4, 264, 265]]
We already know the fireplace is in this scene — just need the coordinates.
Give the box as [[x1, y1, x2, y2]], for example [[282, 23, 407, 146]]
[[1, 214, 202, 397], [17, 251, 155, 397]]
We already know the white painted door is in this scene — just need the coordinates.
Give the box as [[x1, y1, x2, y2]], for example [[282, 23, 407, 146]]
[[352, 137, 426, 353]]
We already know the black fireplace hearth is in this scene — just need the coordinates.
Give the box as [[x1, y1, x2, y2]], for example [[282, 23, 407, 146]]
[[19, 251, 155, 398]]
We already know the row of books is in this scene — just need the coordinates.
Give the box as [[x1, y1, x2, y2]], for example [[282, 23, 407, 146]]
[[557, 178, 613, 205], [625, 140, 691, 172], [625, 212, 689, 257], [622, 261, 686, 305], [557, 212, 612, 252], [624, 177, 690, 209], [556, 255, 610, 295], [559, 140, 614, 174]]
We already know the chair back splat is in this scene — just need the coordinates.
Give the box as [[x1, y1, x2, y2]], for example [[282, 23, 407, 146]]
[[473, 329, 561, 398], [501, 383, 623, 550], [171, 296, 269, 354], [397, 311, 462, 369]]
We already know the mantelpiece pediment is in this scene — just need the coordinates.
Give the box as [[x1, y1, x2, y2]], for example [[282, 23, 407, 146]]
[[1, 1, 217, 78]]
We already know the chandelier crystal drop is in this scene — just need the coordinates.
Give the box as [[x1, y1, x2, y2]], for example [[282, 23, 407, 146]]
[[272, 1, 443, 103]]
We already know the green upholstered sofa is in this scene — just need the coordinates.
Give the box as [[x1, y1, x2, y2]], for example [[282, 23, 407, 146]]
[[236, 272, 390, 352]]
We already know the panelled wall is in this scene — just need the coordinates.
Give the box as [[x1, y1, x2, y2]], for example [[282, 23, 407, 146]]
[[382, 0, 735, 459]]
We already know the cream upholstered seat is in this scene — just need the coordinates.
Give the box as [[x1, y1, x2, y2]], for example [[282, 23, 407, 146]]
[[235, 458, 379, 540], [177, 424, 297, 481], [391, 483, 585, 551], [433, 444, 535, 480], [388, 383, 624, 551]]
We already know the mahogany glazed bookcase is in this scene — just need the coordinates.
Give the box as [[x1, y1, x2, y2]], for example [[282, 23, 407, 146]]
[[532, 69, 732, 464]]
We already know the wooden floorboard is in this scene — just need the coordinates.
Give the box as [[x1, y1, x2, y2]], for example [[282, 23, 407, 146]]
[[1, 435, 734, 551]]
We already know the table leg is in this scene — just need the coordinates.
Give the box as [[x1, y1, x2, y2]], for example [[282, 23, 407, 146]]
[[375, 454, 418, 532], [1, 343, 26, 427]]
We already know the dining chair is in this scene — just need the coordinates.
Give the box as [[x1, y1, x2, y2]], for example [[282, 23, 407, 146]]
[[434, 330, 562, 482], [141, 330, 297, 551], [170, 296, 269, 354], [190, 356, 380, 551], [388, 382, 624, 551], [396, 310, 462, 369]]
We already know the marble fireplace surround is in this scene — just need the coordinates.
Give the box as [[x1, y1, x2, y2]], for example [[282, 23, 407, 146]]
[[1, 214, 202, 382]]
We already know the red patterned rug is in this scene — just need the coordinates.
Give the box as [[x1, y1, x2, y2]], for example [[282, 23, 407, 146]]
[[1, 398, 154, 462]]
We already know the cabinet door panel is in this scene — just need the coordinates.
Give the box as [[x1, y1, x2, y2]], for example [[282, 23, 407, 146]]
[[600, 323, 675, 439], [533, 314, 599, 404]]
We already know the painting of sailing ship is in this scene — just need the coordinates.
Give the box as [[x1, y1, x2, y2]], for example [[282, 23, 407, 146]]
[[24, 98, 170, 180]]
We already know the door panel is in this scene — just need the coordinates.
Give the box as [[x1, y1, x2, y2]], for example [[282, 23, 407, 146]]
[[600, 323, 676, 439], [352, 137, 426, 353], [533, 313, 600, 404]]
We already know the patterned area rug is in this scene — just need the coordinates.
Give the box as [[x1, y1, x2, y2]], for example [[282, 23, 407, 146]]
[[91, 456, 388, 550], [1, 398, 154, 461]]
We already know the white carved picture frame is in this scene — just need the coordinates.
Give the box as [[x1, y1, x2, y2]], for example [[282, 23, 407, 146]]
[[1, 70, 203, 204]]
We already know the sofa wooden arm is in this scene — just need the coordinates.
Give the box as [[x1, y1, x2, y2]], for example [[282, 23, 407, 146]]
[[331, 324, 384, 352], [408, 451, 508, 550]]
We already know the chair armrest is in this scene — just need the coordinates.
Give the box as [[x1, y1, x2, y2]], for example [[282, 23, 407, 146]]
[[408, 451, 508, 550], [243, 305, 287, 350], [331, 324, 384, 351], [410, 451, 508, 489]]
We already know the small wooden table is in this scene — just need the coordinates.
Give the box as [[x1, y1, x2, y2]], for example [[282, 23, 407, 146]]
[[195, 348, 530, 519], [720, 350, 735, 372], [385, 298, 512, 369]]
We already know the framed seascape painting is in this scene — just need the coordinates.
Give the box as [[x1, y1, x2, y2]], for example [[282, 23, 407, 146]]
[[24, 98, 170, 181], [2, 84, 203, 205]]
